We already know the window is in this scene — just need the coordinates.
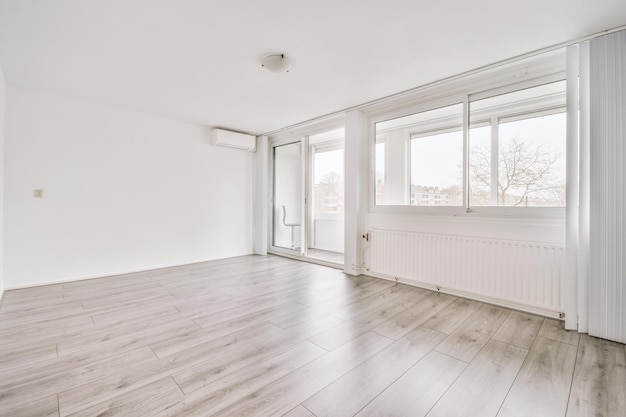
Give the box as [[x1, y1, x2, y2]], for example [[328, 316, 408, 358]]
[[375, 103, 463, 206], [375, 142, 385, 205], [410, 128, 463, 206], [469, 81, 566, 207], [372, 77, 567, 212], [313, 147, 344, 215]]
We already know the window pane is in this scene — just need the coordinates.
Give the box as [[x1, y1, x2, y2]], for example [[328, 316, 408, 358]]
[[375, 103, 463, 206], [469, 80, 566, 207], [313, 148, 344, 215], [499, 113, 566, 206], [273, 142, 302, 250], [468, 125, 492, 205], [375, 142, 385, 205], [410, 130, 463, 206]]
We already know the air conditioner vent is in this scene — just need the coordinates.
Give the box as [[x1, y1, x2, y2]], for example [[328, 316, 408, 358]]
[[211, 129, 256, 152]]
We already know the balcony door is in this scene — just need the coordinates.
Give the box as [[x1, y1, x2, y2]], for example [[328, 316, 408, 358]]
[[270, 128, 344, 265], [272, 141, 303, 252]]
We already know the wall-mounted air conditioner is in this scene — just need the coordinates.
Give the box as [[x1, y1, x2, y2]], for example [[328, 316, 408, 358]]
[[211, 128, 256, 152]]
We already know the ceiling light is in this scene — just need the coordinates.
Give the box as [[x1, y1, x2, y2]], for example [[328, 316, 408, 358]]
[[261, 54, 292, 73]]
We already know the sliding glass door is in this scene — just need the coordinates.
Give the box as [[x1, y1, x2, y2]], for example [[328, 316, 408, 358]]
[[270, 128, 345, 265], [307, 136, 344, 264], [272, 141, 303, 252]]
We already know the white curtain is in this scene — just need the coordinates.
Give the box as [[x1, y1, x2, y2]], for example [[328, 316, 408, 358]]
[[587, 30, 626, 343]]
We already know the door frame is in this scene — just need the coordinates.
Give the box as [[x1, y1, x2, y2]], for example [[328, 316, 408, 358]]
[[269, 136, 306, 258], [267, 121, 346, 267], [308, 140, 345, 253]]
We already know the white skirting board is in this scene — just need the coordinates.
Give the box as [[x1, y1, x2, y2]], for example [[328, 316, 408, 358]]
[[369, 229, 565, 317]]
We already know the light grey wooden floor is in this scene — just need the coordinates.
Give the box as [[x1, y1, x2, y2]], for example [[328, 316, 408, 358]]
[[0, 255, 624, 417], [306, 249, 344, 265]]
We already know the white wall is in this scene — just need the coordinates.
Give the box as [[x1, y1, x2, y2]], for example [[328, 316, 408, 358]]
[[344, 110, 367, 276], [0, 65, 5, 300], [4, 86, 254, 288], [313, 218, 344, 253], [254, 136, 269, 256]]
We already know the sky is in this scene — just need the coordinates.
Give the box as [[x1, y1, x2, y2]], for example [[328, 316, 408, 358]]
[[314, 148, 344, 184]]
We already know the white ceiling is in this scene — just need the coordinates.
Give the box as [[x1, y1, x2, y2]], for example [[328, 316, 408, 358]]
[[0, 0, 625, 134]]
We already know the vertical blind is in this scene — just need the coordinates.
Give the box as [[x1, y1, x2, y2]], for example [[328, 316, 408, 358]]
[[589, 29, 626, 343]]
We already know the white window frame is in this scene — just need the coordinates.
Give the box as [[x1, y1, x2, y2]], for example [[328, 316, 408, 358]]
[[369, 73, 568, 219], [369, 94, 467, 216], [267, 116, 346, 266], [468, 75, 567, 216]]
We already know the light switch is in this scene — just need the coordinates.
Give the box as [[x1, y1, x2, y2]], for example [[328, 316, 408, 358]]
[[34, 189, 44, 198]]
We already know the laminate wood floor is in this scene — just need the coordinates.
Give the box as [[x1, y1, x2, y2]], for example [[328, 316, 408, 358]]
[[0, 255, 624, 417]]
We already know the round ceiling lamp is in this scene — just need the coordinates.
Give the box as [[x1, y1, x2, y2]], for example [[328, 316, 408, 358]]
[[261, 54, 292, 73]]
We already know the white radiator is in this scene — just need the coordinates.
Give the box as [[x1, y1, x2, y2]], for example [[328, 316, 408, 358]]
[[369, 229, 565, 315]]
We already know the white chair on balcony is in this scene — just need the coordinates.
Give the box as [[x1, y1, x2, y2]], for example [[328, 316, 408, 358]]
[[282, 205, 300, 250]]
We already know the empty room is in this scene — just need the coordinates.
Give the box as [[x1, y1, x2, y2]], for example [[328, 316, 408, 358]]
[[1, 1, 625, 416]]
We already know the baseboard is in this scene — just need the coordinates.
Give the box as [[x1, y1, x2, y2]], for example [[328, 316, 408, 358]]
[[4, 252, 255, 291]]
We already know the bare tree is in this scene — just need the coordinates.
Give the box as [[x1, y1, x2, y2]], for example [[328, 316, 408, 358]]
[[470, 137, 563, 206], [320, 171, 342, 185], [315, 171, 344, 213]]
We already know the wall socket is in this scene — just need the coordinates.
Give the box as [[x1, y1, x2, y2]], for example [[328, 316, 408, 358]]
[[34, 189, 44, 198]]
